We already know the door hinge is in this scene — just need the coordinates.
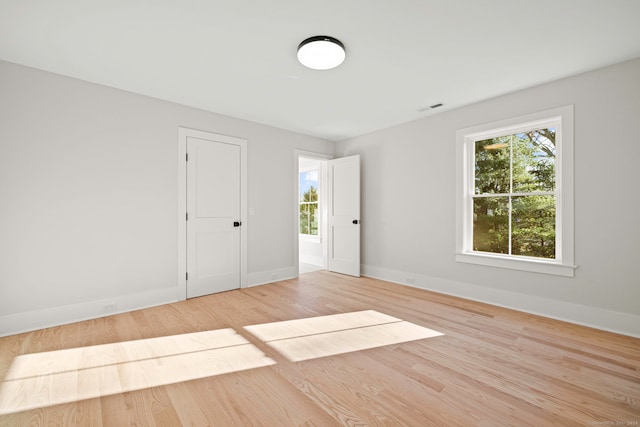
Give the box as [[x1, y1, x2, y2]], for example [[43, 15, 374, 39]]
[[186, 212, 188, 221], [186, 153, 189, 162], [186, 272, 189, 281]]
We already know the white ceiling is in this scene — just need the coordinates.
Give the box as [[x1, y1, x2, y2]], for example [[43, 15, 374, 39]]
[[2, 1, 640, 142]]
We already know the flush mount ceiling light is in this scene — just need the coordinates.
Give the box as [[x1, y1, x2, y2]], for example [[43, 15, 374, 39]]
[[297, 36, 345, 70]]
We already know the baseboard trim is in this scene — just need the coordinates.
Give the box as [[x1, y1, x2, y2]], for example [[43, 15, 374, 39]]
[[0, 288, 178, 337], [362, 264, 640, 338], [1, 266, 298, 337], [6, 266, 636, 339], [247, 267, 296, 287]]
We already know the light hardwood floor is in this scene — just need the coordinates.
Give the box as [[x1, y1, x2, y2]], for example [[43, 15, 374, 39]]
[[0, 271, 638, 426]]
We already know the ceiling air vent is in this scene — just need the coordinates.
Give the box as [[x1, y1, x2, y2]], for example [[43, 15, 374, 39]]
[[417, 103, 444, 112]]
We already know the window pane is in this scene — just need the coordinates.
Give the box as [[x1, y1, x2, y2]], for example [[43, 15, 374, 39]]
[[475, 137, 510, 194], [299, 204, 309, 234], [308, 187, 318, 202], [309, 203, 318, 235], [512, 129, 556, 192], [299, 170, 318, 202], [473, 197, 509, 254], [512, 195, 555, 258]]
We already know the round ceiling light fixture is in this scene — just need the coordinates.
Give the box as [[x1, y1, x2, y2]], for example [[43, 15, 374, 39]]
[[297, 36, 345, 70]]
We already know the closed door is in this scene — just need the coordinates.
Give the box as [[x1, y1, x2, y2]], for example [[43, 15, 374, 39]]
[[186, 137, 241, 298], [327, 155, 360, 277]]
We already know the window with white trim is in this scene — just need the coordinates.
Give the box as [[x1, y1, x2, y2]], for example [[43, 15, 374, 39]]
[[456, 106, 575, 276]]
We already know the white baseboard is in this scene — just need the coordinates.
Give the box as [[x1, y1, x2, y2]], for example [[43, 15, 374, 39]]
[[1, 266, 297, 337], [0, 288, 178, 337], [6, 266, 636, 339], [247, 266, 296, 287], [362, 264, 640, 338]]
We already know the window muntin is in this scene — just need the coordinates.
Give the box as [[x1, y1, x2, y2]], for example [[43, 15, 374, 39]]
[[299, 170, 319, 235]]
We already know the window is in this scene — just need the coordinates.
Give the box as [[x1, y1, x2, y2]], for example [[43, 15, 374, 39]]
[[473, 128, 556, 258], [456, 106, 575, 276], [299, 169, 319, 235]]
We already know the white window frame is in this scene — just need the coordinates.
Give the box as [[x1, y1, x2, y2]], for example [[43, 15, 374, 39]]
[[455, 105, 576, 277]]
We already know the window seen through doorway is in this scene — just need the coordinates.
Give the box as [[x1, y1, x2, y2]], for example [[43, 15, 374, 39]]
[[299, 170, 319, 235]]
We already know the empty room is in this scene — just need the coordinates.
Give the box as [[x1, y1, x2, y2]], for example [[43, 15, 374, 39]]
[[1, 1, 639, 425]]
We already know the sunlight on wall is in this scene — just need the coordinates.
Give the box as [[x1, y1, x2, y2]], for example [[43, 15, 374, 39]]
[[244, 310, 443, 362], [0, 329, 275, 415]]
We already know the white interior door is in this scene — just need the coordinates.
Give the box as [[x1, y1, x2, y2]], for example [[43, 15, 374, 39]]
[[186, 137, 241, 298], [327, 155, 360, 276]]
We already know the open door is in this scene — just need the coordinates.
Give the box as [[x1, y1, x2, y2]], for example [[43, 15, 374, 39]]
[[327, 155, 360, 276]]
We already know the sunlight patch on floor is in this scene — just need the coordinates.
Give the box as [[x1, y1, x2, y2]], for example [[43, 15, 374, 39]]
[[0, 329, 275, 415], [1, 311, 443, 414], [244, 310, 443, 362]]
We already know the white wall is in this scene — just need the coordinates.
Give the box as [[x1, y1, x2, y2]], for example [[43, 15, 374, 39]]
[[337, 57, 640, 337], [0, 60, 334, 335]]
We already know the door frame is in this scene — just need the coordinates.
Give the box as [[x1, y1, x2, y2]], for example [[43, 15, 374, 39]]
[[293, 149, 333, 277], [178, 127, 248, 300]]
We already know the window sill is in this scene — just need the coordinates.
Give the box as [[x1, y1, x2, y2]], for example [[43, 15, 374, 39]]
[[455, 252, 576, 277], [299, 234, 321, 243]]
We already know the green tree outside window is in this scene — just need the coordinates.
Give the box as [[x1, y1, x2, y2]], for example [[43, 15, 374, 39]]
[[473, 128, 556, 259]]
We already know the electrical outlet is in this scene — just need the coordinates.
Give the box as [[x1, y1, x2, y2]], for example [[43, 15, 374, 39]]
[[103, 303, 118, 313], [406, 277, 415, 285]]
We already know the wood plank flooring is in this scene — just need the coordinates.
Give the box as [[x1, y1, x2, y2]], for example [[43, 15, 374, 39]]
[[0, 271, 638, 426]]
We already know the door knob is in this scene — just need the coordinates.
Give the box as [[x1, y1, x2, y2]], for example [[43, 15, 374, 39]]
[[233, 221, 241, 227], [352, 219, 359, 224]]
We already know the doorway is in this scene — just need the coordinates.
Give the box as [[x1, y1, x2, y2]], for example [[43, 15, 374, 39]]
[[298, 155, 328, 274], [295, 151, 361, 277]]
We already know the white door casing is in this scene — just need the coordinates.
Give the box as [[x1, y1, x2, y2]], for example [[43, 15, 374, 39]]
[[327, 155, 360, 277], [178, 128, 247, 300]]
